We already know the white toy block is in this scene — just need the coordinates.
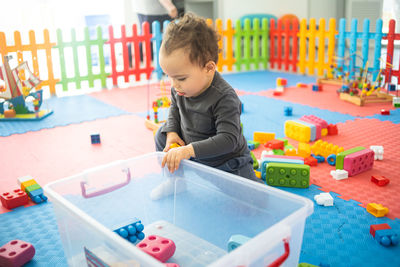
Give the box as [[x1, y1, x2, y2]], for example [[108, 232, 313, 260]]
[[370, 145, 384, 160], [330, 169, 348, 180], [314, 192, 334, 206], [261, 150, 274, 159], [17, 175, 34, 186], [276, 86, 284, 92]]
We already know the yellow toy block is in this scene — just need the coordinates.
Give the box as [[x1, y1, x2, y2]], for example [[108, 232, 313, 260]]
[[311, 140, 344, 158], [284, 120, 311, 143], [321, 128, 328, 136], [253, 132, 275, 144], [255, 170, 261, 179], [21, 179, 37, 191], [366, 203, 389, 217], [298, 142, 311, 158], [169, 143, 181, 149]]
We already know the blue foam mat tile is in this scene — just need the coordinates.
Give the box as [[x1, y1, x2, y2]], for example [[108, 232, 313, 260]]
[[278, 185, 400, 267], [239, 94, 358, 140], [0, 203, 68, 267], [366, 107, 400, 124], [222, 70, 317, 92], [0, 94, 130, 137]]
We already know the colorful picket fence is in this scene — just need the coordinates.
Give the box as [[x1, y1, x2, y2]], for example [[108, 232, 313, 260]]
[[0, 17, 399, 97], [56, 27, 109, 91], [0, 30, 58, 95]]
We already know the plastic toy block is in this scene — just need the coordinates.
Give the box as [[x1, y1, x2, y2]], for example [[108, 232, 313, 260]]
[[284, 106, 292, 116], [371, 175, 390, 186], [227, 234, 251, 252], [298, 263, 319, 267], [285, 148, 297, 156], [265, 163, 310, 188], [273, 149, 285, 155], [261, 155, 304, 180], [284, 120, 311, 143], [136, 235, 176, 263], [327, 124, 338, 135], [90, 133, 101, 144], [312, 84, 321, 91], [165, 263, 180, 267], [304, 156, 318, 166], [20, 179, 37, 192], [0, 240, 35, 267], [169, 143, 181, 149], [314, 192, 334, 206], [250, 151, 259, 169], [276, 138, 288, 146], [335, 146, 365, 170], [276, 77, 287, 86], [24, 183, 41, 194], [321, 128, 328, 136], [326, 154, 336, 166], [0, 189, 29, 209], [297, 142, 311, 158], [261, 150, 274, 158], [300, 115, 327, 140], [273, 91, 283, 96], [296, 83, 308, 88], [248, 140, 260, 148], [374, 229, 399, 247], [370, 223, 391, 237], [275, 85, 284, 93], [343, 148, 374, 176], [247, 143, 255, 150], [388, 84, 396, 91], [311, 140, 344, 158], [380, 109, 390, 115], [264, 139, 284, 150], [28, 188, 48, 204], [17, 175, 34, 186], [113, 219, 145, 244], [294, 120, 316, 141], [369, 145, 384, 160], [255, 170, 261, 179], [366, 203, 389, 217], [253, 132, 275, 144], [330, 169, 348, 180], [311, 154, 325, 163]]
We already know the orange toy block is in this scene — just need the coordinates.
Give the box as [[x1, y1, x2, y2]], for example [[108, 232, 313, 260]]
[[253, 132, 275, 144]]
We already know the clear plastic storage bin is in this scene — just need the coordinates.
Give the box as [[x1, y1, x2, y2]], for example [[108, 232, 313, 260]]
[[44, 152, 313, 267]]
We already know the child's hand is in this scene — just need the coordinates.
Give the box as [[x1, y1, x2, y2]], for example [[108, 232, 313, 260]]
[[164, 132, 185, 152], [162, 144, 195, 173]]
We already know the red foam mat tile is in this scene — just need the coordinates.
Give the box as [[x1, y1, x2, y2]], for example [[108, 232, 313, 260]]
[[256, 84, 395, 117], [0, 114, 155, 214]]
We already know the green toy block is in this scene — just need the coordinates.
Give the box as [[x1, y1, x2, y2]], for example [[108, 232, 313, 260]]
[[276, 137, 288, 146], [265, 163, 310, 188], [335, 146, 365, 170], [250, 151, 259, 170], [248, 140, 260, 148], [298, 263, 319, 267], [25, 183, 41, 193], [273, 149, 285, 155]]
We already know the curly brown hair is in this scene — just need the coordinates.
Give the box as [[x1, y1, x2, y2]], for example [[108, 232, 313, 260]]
[[161, 12, 219, 67]]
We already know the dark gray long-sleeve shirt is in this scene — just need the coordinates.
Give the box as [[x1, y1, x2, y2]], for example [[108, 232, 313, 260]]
[[162, 71, 248, 167]]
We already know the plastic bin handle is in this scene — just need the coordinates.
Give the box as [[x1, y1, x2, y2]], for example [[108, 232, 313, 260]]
[[267, 238, 290, 267], [80, 168, 131, 198]]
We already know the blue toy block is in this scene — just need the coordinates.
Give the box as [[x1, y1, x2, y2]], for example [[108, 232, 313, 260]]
[[312, 85, 320, 91], [227, 234, 250, 252], [28, 188, 48, 204], [113, 219, 145, 244], [284, 106, 293, 116], [90, 133, 101, 144], [374, 229, 399, 247], [327, 154, 336, 166], [388, 84, 396, 91], [247, 143, 255, 150], [311, 154, 325, 163]]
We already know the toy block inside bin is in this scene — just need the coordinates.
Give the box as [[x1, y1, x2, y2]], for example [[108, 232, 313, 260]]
[[136, 235, 176, 263]]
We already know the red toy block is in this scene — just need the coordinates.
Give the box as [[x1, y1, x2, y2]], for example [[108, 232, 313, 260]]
[[304, 156, 318, 166], [136, 235, 176, 263], [380, 109, 390, 115], [264, 139, 285, 150], [273, 91, 283, 96], [343, 149, 374, 176], [0, 240, 35, 267], [371, 175, 390, 186], [0, 189, 29, 209], [370, 223, 391, 237], [327, 124, 338, 135], [165, 264, 180, 267]]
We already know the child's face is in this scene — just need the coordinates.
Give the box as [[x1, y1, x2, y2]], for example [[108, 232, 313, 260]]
[[160, 47, 215, 98]]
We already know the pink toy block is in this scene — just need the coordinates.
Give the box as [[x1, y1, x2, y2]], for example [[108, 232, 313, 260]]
[[136, 235, 176, 263], [299, 115, 327, 140], [343, 149, 374, 176], [0, 189, 29, 209], [165, 264, 180, 267], [0, 240, 35, 267]]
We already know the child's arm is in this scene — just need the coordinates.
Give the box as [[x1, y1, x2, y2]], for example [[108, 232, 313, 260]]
[[162, 143, 195, 172], [158, 0, 178, 18]]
